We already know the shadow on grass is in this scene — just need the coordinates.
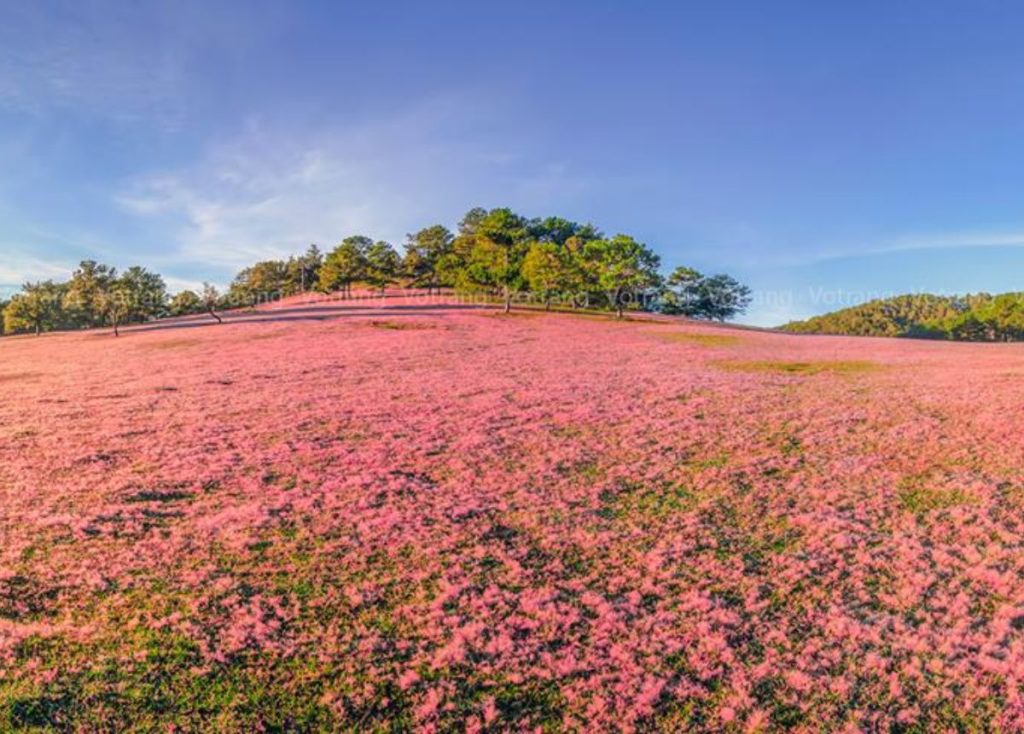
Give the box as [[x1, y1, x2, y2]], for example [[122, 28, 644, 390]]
[[115, 302, 492, 336]]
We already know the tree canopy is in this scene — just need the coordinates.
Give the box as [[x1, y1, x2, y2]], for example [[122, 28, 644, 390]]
[[661, 268, 753, 322], [404, 225, 454, 294], [319, 236, 372, 297], [0, 205, 753, 336], [4, 281, 65, 336]]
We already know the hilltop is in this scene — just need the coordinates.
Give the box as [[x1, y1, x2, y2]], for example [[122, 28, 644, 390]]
[[781, 291, 1024, 340], [1, 206, 752, 338]]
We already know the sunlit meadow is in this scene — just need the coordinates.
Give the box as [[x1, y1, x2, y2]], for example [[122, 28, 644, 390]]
[[3, 298, 1024, 731]]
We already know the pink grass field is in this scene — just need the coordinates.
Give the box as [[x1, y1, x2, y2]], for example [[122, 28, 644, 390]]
[[3, 299, 1024, 731]]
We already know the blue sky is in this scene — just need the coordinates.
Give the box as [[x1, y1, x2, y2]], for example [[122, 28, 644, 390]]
[[4, 1, 1024, 325]]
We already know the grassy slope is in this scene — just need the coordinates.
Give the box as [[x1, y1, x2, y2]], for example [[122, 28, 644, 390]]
[[3, 299, 1024, 730]]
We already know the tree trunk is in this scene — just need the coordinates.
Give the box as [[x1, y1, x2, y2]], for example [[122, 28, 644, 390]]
[[504, 288, 511, 314], [616, 305, 623, 319], [113, 320, 120, 337], [35, 323, 41, 336], [545, 298, 551, 311], [209, 307, 223, 324]]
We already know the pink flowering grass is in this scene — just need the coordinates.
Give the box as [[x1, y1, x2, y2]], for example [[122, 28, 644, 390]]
[[3, 300, 1024, 730]]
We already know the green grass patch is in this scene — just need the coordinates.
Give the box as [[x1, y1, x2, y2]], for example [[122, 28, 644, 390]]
[[368, 320, 432, 330], [0, 575, 61, 621], [600, 482, 698, 521], [692, 453, 730, 469], [492, 679, 565, 730], [714, 359, 879, 375], [648, 330, 743, 347], [1, 633, 341, 733], [898, 480, 974, 516], [231, 330, 287, 342], [124, 489, 195, 504], [143, 338, 203, 350], [482, 310, 547, 319]]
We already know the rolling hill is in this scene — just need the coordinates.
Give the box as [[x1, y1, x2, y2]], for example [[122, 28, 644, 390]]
[[3, 298, 1024, 729], [781, 292, 1024, 340]]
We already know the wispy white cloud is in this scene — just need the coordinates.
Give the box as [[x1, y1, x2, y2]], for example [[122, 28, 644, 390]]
[[0, 214, 146, 295], [791, 229, 1024, 269], [870, 228, 1024, 253], [161, 274, 207, 294], [0, 239, 207, 299], [719, 227, 1024, 271], [0, 248, 75, 297], [116, 99, 595, 271]]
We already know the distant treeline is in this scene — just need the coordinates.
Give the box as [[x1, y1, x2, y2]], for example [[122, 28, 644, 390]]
[[782, 293, 1024, 341], [1, 207, 751, 336]]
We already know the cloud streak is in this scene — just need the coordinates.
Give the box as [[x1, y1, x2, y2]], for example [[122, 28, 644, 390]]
[[117, 99, 595, 273], [0, 249, 76, 297]]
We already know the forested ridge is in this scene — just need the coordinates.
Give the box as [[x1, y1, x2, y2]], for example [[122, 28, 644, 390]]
[[1, 207, 751, 336], [782, 292, 1024, 341]]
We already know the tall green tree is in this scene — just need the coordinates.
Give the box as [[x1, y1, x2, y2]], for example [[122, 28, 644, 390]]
[[169, 290, 203, 316], [117, 266, 168, 323], [457, 207, 488, 237], [528, 217, 602, 246], [319, 236, 371, 297], [522, 217, 607, 307], [365, 241, 402, 294], [522, 242, 569, 310], [583, 235, 661, 318], [437, 209, 486, 290], [404, 225, 454, 293], [662, 268, 752, 321], [285, 245, 323, 294], [201, 283, 223, 323], [4, 281, 66, 335], [977, 293, 1024, 341], [461, 208, 530, 313], [950, 312, 989, 341], [228, 260, 289, 306], [560, 235, 600, 308], [96, 279, 133, 337], [63, 260, 116, 327], [696, 274, 752, 321]]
